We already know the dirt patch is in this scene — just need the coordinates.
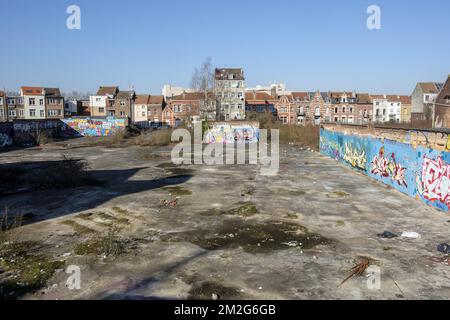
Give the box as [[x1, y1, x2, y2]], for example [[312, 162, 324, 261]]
[[177, 220, 333, 254], [187, 281, 242, 300]]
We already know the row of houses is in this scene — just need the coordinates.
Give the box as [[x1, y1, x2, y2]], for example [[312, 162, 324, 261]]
[[1, 70, 449, 127], [0, 87, 64, 122]]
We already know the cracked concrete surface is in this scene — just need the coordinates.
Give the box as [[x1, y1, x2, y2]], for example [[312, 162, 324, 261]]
[[1, 138, 450, 300]]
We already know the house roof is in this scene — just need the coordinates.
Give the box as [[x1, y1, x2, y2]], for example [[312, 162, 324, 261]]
[[45, 88, 62, 97], [355, 93, 371, 104], [135, 94, 150, 105], [116, 91, 135, 99], [291, 92, 309, 100], [245, 91, 274, 101], [418, 82, 443, 94], [148, 95, 164, 104], [371, 94, 386, 100], [399, 96, 411, 104], [97, 86, 119, 96], [21, 86, 44, 96], [169, 92, 214, 101], [436, 76, 450, 106]]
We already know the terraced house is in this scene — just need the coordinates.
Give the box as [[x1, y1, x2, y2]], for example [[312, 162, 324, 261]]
[[90, 86, 119, 118], [434, 75, 450, 128], [0, 91, 5, 122], [215, 68, 246, 121], [5, 94, 24, 120], [44, 88, 64, 119], [21, 86, 46, 119], [163, 92, 202, 126]]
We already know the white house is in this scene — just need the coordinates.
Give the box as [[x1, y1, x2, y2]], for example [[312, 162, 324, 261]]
[[21, 86, 46, 119]]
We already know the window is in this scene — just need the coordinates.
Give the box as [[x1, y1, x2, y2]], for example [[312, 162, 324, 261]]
[[39, 99, 44, 106], [174, 105, 181, 113], [48, 109, 60, 116], [120, 101, 126, 106], [0, 109, 3, 116], [342, 107, 346, 113], [350, 107, 353, 113], [96, 98, 101, 102], [40, 110, 45, 117], [142, 111, 145, 117], [109, 111, 115, 117], [238, 104, 243, 109], [335, 107, 338, 114], [7, 98, 15, 105], [120, 111, 126, 116], [29, 98, 35, 105], [99, 107, 105, 113], [30, 109, 36, 117], [19, 109, 24, 116]]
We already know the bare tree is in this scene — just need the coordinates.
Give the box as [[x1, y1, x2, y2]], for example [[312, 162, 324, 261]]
[[191, 57, 215, 121]]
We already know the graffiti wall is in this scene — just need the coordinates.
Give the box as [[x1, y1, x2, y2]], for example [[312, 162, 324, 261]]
[[204, 122, 260, 144], [62, 118, 126, 137], [13, 120, 64, 146], [0, 123, 13, 148], [320, 128, 450, 212]]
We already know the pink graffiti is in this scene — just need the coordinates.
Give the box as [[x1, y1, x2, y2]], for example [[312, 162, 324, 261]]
[[420, 156, 450, 207]]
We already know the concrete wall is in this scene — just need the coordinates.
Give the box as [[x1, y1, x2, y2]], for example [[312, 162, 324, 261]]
[[204, 121, 260, 144], [320, 124, 450, 212], [61, 118, 126, 137]]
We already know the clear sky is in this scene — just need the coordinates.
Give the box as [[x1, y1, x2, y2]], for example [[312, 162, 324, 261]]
[[0, 0, 449, 95]]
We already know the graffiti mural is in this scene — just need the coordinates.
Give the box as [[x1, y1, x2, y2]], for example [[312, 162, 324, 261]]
[[343, 143, 367, 170], [417, 156, 450, 208], [320, 128, 450, 212], [62, 118, 126, 137], [371, 147, 407, 187], [204, 122, 260, 144], [0, 132, 13, 148]]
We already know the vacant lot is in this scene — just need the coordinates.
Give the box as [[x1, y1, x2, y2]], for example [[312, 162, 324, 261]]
[[1, 137, 450, 300]]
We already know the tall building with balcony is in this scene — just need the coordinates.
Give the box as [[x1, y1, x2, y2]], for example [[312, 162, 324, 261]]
[[215, 68, 246, 121]]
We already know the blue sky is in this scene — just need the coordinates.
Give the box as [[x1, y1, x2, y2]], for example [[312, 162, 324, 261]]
[[0, 0, 449, 95]]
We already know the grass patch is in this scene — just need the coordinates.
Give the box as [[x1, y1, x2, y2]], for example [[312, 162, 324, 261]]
[[73, 228, 126, 257], [258, 113, 320, 149], [223, 202, 259, 217], [284, 212, 299, 219], [162, 186, 193, 196], [327, 191, 351, 198], [61, 220, 96, 235], [0, 241, 64, 300], [335, 220, 346, 227]]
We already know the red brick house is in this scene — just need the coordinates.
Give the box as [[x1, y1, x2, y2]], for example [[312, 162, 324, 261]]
[[163, 92, 203, 126], [434, 75, 450, 128]]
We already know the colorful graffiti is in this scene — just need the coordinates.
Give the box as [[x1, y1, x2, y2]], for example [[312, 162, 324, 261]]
[[343, 143, 367, 170], [204, 122, 260, 144], [62, 118, 126, 137], [417, 156, 450, 208], [371, 147, 407, 187], [320, 128, 450, 212]]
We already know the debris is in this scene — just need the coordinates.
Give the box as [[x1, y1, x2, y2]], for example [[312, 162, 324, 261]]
[[401, 232, 421, 239], [377, 231, 398, 239], [437, 243, 450, 254], [160, 198, 178, 208], [212, 293, 219, 300], [282, 241, 299, 247], [338, 258, 371, 287]]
